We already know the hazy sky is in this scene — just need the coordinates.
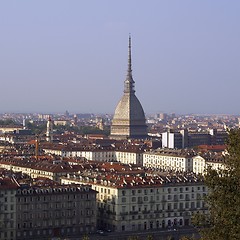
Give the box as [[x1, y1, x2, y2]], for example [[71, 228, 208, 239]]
[[0, 1, 240, 115]]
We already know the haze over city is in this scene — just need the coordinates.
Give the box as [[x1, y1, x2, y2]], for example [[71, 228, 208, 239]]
[[1, 0, 240, 114]]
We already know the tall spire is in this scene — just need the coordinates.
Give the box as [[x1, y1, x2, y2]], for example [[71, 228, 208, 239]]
[[128, 34, 132, 77], [124, 34, 135, 93]]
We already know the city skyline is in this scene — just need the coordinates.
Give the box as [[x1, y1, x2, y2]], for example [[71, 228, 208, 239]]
[[1, 1, 240, 114]]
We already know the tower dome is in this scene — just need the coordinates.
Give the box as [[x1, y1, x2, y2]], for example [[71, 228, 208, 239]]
[[110, 37, 148, 140]]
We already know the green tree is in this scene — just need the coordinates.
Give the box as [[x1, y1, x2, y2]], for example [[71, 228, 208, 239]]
[[199, 129, 240, 240], [0, 119, 16, 125], [26, 122, 46, 135]]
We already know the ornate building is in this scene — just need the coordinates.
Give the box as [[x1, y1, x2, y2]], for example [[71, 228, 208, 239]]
[[110, 37, 148, 139]]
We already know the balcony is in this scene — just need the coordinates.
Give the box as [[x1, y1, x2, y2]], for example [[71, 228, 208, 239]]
[[142, 210, 150, 214]]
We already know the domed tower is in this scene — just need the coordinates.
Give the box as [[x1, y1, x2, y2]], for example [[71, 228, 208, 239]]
[[110, 36, 148, 140]]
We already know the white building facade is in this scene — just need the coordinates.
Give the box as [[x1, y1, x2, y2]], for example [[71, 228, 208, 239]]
[[61, 173, 208, 232], [143, 149, 194, 172]]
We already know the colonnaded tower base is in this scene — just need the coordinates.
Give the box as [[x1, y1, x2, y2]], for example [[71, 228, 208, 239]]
[[110, 36, 148, 140]]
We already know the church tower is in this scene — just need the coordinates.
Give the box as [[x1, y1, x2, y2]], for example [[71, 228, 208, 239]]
[[110, 36, 148, 140], [46, 117, 53, 142]]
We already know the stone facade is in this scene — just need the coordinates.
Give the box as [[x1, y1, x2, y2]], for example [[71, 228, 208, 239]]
[[15, 184, 97, 240], [0, 178, 18, 240], [62, 172, 208, 232]]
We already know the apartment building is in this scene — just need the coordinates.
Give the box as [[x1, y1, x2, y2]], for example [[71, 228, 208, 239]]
[[0, 157, 81, 182], [161, 129, 228, 149], [61, 164, 208, 232], [143, 149, 196, 172], [0, 177, 18, 240], [193, 154, 226, 175], [192, 156, 206, 175], [43, 144, 144, 165], [0, 173, 97, 240], [15, 184, 97, 240]]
